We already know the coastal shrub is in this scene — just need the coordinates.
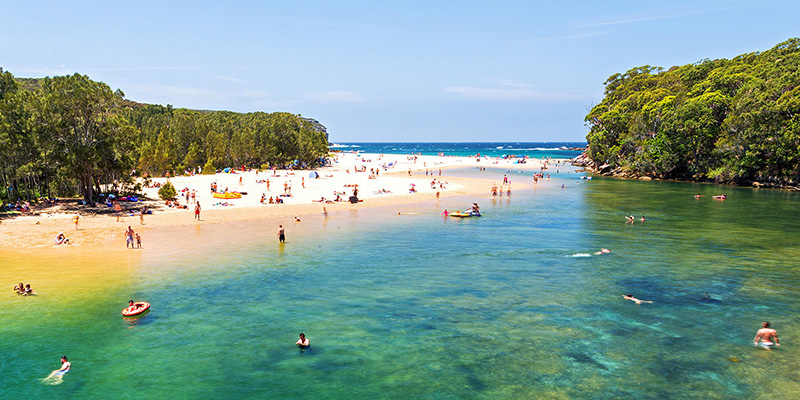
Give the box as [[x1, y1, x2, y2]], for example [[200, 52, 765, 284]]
[[158, 182, 177, 200], [585, 38, 800, 185], [202, 159, 216, 175]]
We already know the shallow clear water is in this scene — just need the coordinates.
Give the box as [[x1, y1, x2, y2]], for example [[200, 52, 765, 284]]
[[3, 171, 800, 399]]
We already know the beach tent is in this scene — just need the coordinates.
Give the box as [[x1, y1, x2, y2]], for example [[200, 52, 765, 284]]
[[309, 171, 319, 178], [223, 167, 231, 173]]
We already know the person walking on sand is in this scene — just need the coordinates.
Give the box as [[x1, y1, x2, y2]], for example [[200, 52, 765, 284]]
[[194, 202, 201, 220], [135, 233, 142, 249], [114, 201, 122, 222], [140, 206, 147, 225], [73, 214, 80, 230], [278, 225, 285, 243], [754, 322, 780, 350]]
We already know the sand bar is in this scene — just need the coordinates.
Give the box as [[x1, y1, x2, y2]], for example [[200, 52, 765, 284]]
[[0, 153, 566, 250]]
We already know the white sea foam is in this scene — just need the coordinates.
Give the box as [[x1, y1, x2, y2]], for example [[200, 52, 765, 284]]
[[570, 253, 592, 258]]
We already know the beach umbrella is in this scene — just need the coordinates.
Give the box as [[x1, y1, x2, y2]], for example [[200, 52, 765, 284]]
[[409, 183, 416, 186]]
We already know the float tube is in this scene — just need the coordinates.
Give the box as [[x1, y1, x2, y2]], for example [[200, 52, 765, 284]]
[[450, 212, 480, 218], [122, 302, 151, 316], [212, 192, 242, 199]]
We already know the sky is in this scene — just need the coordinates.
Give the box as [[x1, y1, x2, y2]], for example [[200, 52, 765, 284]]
[[1, 1, 798, 142]]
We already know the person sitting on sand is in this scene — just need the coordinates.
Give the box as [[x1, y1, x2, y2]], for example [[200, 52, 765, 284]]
[[622, 294, 653, 304], [754, 322, 780, 350], [55, 232, 70, 245], [296, 333, 310, 348]]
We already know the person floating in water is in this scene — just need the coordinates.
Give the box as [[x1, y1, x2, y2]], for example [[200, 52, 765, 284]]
[[754, 322, 780, 350], [52, 355, 70, 376], [296, 333, 310, 348], [622, 294, 653, 304], [595, 248, 611, 255], [124, 300, 144, 313]]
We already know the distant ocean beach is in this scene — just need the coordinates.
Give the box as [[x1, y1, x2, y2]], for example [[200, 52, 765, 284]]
[[3, 141, 800, 398], [330, 141, 587, 159]]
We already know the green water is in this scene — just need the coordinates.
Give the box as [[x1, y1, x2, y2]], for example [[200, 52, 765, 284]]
[[2, 171, 800, 399]]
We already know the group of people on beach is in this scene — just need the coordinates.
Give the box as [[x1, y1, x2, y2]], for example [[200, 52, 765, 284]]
[[13, 282, 35, 295]]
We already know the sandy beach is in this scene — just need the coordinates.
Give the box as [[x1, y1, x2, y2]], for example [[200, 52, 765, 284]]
[[0, 153, 566, 250]]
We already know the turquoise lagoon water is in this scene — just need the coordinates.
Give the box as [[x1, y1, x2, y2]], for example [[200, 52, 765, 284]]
[[3, 169, 800, 399]]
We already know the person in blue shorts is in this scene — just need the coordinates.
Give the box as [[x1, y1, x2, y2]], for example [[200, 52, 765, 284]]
[[54, 356, 71, 376]]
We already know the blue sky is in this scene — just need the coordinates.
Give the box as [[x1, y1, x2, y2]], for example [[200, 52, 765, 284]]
[[2, 1, 798, 142]]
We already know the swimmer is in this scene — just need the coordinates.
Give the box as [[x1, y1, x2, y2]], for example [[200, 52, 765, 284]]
[[595, 248, 611, 255], [53, 355, 71, 376], [625, 215, 635, 223], [640, 216, 646, 222], [622, 294, 653, 304], [694, 194, 705, 199], [295, 333, 310, 348], [754, 322, 780, 350], [22, 284, 35, 296]]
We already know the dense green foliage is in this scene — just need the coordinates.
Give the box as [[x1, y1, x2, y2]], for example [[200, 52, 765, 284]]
[[157, 181, 177, 201], [585, 38, 800, 185], [0, 69, 329, 205]]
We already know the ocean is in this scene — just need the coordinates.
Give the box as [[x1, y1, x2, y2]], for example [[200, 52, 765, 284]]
[[2, 143, 800, 398], [329, 142, 587, 160]]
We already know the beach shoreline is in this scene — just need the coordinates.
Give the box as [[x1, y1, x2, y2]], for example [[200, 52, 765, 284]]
[[0, 153, 568, 250]]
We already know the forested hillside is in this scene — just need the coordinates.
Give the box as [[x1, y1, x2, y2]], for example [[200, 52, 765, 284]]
[[0, 69, 329, 204], [584, 38, 800, 187]]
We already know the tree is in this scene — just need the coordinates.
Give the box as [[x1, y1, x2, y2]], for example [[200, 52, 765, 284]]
[[158, 181, 176, 200]]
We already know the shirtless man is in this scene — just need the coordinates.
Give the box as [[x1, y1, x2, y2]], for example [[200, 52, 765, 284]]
[[622, 294, 653, 305], [53, 356, 71, 376], [125, 226, 135, 249], [278, 225, 285, 243], [754, 322, 780, 350], [295, 333, 310, 348]]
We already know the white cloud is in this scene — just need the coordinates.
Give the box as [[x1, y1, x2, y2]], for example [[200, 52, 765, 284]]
[[216, 75, 244, 83], [485, 79, 531, 88], [299, 91, 366, 103], [444, 86, 582, 101]]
